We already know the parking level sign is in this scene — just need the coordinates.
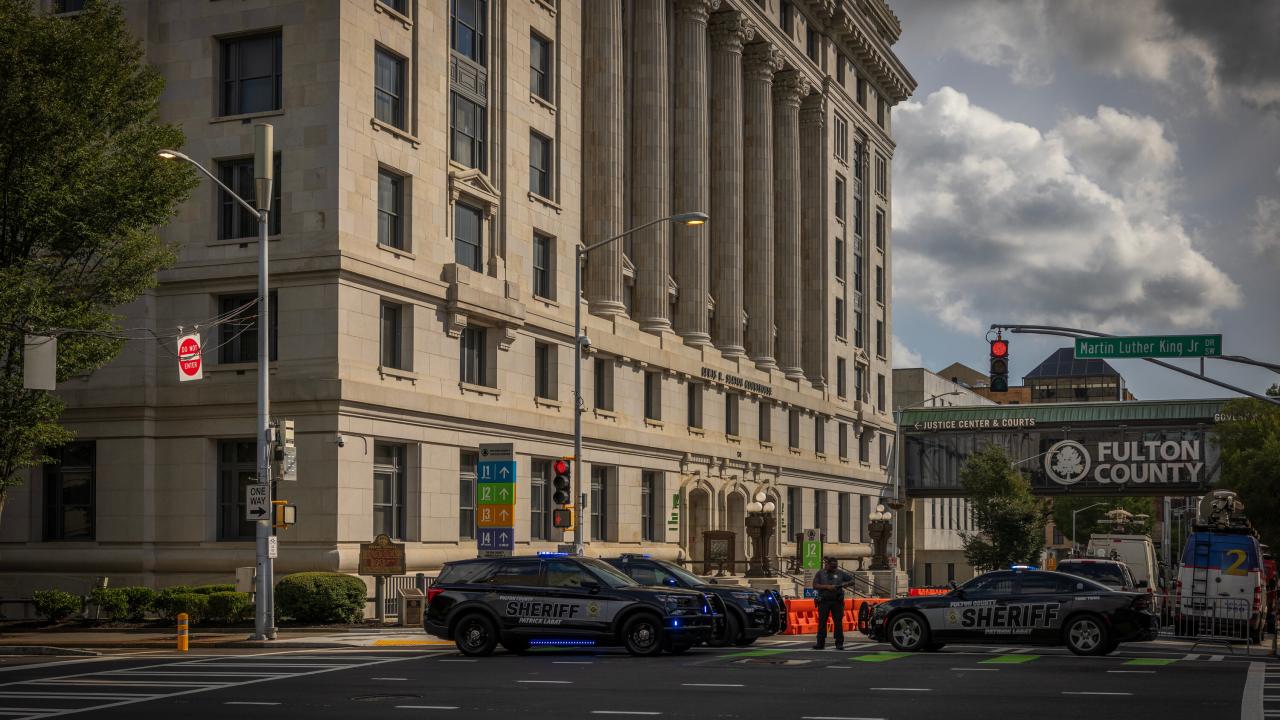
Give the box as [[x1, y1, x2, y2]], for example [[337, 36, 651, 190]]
[[477, 527, 514, 552], [477, 443, 516, 558]]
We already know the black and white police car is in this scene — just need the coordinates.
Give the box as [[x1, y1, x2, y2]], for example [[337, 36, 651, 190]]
[[603, 554, 786, 646], [424, 553, 719, 656], [866, 566, 1158, 656]]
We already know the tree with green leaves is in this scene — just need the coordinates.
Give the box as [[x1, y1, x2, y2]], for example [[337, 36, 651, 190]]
[[959, 444, 1050, 572], [1051, 495, 1155, 547], [0, 0, 196, 524], [1213, 397, 1280, 549]]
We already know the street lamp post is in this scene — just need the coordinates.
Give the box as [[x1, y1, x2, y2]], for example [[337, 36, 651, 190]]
[[889, 390, 962, 597], [1071, 502, 1107, 557], [160, 124, 275, 640], [573, 211, 707, 556]]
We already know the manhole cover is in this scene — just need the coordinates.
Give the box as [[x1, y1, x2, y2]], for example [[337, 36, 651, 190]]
[[735, 658, 812, 666], [351, 694, 422, 702]]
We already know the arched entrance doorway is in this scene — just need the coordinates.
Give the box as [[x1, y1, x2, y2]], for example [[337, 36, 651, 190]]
[[688, 487, 712, 567], [726, 491, 746, 572]]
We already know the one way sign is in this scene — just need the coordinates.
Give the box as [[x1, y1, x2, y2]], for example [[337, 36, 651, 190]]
[[246, 484, 270, 521]]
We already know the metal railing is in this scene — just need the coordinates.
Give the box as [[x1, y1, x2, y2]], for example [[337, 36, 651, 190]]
[[379, 574, 434, 619], [1161, 594, 1261, 653]]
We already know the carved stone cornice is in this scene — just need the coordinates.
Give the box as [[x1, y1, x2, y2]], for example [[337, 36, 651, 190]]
[[742, 42, 783, 81], [771, 70, 810, 109], [674, 0, 720, 23], [708, 9, 755, 53], [835, 10, 915, 102]]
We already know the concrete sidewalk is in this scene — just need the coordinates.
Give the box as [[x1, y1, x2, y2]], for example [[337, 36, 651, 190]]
[[0, 628, 453, 651]]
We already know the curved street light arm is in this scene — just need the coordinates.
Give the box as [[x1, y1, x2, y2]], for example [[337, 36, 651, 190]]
[[159, 150, 262, 218]]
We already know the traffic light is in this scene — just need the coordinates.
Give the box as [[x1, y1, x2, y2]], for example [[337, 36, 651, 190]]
[[552, 508, 574, 530], [989, 337, 1010, 392], [552, 458, 572, 505]]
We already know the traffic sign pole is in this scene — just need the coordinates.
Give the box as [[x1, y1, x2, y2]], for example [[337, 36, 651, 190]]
[[253, 124, 275, 642]]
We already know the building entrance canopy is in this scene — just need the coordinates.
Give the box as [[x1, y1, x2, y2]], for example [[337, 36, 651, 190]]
[[900, 399, 1228, 497]]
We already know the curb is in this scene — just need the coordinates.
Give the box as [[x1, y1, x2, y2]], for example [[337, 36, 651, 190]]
[[0, 646, 100, 657]]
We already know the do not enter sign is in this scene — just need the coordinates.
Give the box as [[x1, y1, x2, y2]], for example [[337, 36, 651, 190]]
[[178, 333, 202, 381]]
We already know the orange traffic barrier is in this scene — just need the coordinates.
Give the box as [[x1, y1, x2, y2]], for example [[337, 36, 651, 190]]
[[784, 597, 895, 635]]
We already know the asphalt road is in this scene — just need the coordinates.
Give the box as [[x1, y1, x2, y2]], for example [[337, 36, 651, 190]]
[[0, 640, 1272, 720]]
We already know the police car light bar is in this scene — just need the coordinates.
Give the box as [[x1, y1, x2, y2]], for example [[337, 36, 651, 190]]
[[1010, 564, 1038, 571], [537, 551, 570, 557]]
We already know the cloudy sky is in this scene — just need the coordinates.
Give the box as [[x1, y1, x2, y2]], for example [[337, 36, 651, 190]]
[[887, 0, 1280, 400]]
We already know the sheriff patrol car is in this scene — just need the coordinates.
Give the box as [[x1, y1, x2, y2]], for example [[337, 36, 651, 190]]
[[424, 554, 718, 656], [866, 567, 1158, 656], [603, 554, 786, 646]]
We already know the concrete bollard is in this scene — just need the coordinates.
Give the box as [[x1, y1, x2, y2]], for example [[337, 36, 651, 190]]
[[176, 612, 189, 652]]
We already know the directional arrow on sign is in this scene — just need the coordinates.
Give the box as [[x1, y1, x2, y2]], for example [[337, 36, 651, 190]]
[[498, 487, 510, 501], [249, 506, 268, 518], [499, 508, 510, 522], [498, 530, 509, 543], [499, 465, 510, 479]]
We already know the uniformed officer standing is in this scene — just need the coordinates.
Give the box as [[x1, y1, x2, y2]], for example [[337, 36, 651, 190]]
[[811, 557, 855, 650]]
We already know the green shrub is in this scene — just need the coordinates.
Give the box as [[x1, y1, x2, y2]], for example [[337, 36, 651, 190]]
[[189, 584, 235, 595], [33, 589, 83, 622], [157, 593, 208, 623], [276, 572, 367, 624], [154, 586, 204, 620], [206, 591, 253, 623], [120, 586, 156, 620], [89, 587, 129, 620]]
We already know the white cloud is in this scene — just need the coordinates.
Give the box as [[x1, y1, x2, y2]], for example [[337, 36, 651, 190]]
[[893, 88, 1240, 335], [892, 336, 925, 369]]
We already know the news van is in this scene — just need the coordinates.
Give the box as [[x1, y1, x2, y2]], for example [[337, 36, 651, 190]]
[[1173, 491, 1269, 642]]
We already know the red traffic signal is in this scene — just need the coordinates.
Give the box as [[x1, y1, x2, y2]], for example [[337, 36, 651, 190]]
[[552, 458, 572, 505], [990, 339, 1009, 359], [552, 508, 574, 529], [553, 459, 570, 475]]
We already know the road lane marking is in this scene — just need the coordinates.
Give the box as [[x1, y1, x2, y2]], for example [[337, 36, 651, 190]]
[[372, 677, 408, 681], [1182, 654, 1200, 661], [723, 648, 791, 659], [850, 653, 912, 663], [517, 680, 573, 684], [552, 662, 594, 665], [870, 687, 931, 692], [1063, 692, 1133, 696], [681, 683, 744, 688], [1109, 670, 1157, 674], [395, 706, 458, 711], [437, 659, 478, 663], [801, 717, 886, 720], [590, 713, 661, 716], [225, 702, 281, 706], [1124, 658, 1176, 666], [979, 654, 1037, 665], [951, 667, 999, 671], [1210, 655, 1225, 662]]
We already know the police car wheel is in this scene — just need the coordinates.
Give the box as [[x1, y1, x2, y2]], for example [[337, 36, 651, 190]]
[[1064, 615, 1109, 656], [454, 613, 498, 657], [732, 636, 757, 647], [621, 613, 664, 656], [709, 612, 741, 647], [887, 612, 929, 652]]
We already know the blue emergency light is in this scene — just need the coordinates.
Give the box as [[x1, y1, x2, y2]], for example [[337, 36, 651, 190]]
[[1010, 564, 1038, 571], [537, 551, 570, 558], [530, 639, 596, 646]]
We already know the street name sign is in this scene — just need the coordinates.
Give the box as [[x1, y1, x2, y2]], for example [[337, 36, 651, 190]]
[[1074, 335, 1222, 359], [245, 484, 270, 521], [477, 443, 516, 557]]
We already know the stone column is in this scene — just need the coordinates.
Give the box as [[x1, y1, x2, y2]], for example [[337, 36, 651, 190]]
[[630, 0, 672, 334], [708, 11, 754, 358], [773, 70, 809, 381], [672, 0, 719, 347], [742, 43, 783, 371], [582, 0, 626, 316], [800, 92, 826, 388]]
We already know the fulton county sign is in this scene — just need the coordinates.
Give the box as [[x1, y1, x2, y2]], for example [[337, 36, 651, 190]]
[[1044, 439, 1206, 488], [1074, 334, 1222, 359]]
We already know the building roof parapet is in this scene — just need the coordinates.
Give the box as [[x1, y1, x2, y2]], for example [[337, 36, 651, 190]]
[[829, 1, 915, 102]]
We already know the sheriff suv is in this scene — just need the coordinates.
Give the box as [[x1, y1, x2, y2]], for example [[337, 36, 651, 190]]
[[603, 554, 785, 646], [424, 554, 718, 656]]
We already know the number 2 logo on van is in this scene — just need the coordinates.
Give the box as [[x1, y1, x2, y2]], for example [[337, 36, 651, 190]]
[[1224, 549, 1250, 576]]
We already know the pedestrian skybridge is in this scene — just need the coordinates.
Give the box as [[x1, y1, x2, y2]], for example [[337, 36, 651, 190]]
[[899, 398, 1227, 497]]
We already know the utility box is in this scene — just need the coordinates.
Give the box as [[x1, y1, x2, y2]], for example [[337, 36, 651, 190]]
[[235, 566, 256, 593], [399, 588, 425, 627]]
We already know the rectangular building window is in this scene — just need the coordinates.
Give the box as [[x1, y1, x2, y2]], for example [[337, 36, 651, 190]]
[[377, 169, 405, 249], [459, 451, 476, 539], [815, 416, 825, 455], [853, 140, 864, 181], [879, 431, 890, 467], [218, 291, 277, 363], [529, 32, 551, 100], [220, 31, 281, 116], [450, 93, 486, 170], [838, 422, 849, 459], [877, 373, 886, 411], [374, 46, 406, 129], [859, 429, 871, 463], [853, 251, 863, 292], [593, 358, 613, 410], [877, 96, 887, 127], [835, 236, 845, 280], [834, 175, 845, 221], [875, 266, 884, 304], [836, 54, 846, 84], [780, 0, 793, 34], [854, 309, 864, 349], [530, 459, 549, 540], [788, 409, 800, 449], [454, 202, 483, 271], [838, 493, 851, 543], [875, 208, 885, 249], [836, 358, 847, 398], [529, 131, 552, 198], [856, 366, 866, 403], [787, 486, 800, 536], [687, 382, 703, 429], [532, 232, 554, 299], [875, 152, 887, 195], [534, 341, 556, 399], [644, 371, 662, 421], [373, 443, 406, 539], [380, 301, 404, 369], [876, 319, 884, 358], [806, 27, 818, 61], [218, 156, 281, 239], [725, 393, 740, 436], [814, 490, 827, 534], [835, 297, 846, 338], [758, 400, 771, 442], [834, 115, 848, 161], [460, 327, 487, 386], [44, 441, 94, 541], [217, 439, 256, 540], [854, 196, 863, 233], [590, 466, 609, 541], [451, 0, 486, 64], [856, 77, 867, 107], [641, 471, 659, 542], [380, 0, 408, 14]]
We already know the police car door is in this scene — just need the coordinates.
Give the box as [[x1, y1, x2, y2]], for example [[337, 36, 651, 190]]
[[544, 559, 611, 634], [939, 572, 1018, 642], [483, 559, 546, 633], [1013, 573, 1068, 644]]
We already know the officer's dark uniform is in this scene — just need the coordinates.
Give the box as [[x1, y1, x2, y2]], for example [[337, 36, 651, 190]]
[[812, 562, 854, 649]]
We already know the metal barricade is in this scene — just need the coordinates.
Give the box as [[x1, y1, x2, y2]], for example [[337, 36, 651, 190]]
[[1163, 594, 1258, 653]]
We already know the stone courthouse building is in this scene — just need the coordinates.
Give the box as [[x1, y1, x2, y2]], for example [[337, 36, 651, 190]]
[[2, 0, 913, 595]]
